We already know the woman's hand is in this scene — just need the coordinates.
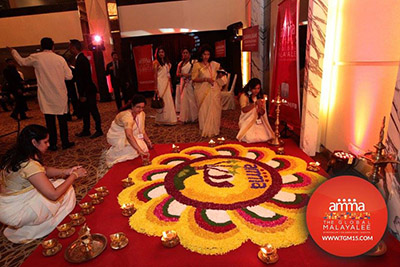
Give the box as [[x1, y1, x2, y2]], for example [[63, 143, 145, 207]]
[[256, 99, 265, 109], [139, 150, 150, 159], [204, 77, 214, 85], [66, 166, 83, 176], [71, 167, 87, 179], [146, 140, 154, 150]]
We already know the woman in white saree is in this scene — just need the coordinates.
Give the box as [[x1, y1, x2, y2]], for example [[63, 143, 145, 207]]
[[153, 47, 177, 125], [0, 124, 87, 243], [177, 48, 198, 123], [192, 45, 224, 137], [106, 95, 152, 167], [237, 78, 274, 143]]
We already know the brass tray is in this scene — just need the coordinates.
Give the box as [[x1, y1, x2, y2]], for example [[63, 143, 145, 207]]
[[64, 234, 107, 263]]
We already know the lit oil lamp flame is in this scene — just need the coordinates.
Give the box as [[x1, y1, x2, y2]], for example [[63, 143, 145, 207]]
[[121, 203, 132, 209], [161, 230, 179, 247], [309, 161, 320, 167], [258, 244, 278, 264]]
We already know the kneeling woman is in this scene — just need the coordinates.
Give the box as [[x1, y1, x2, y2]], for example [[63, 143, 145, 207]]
[[0, 124, 87, 243], [237, 78, 274, 143], [106, 95, 152, 167]]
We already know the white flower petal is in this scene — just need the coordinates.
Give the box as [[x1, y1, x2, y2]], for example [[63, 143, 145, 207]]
[[147, 185, 167, 199], [209, 176, 234, 183], [166, 160, 185, 165], [150, 172, 168, 181], [273, 191, 296, 202], [205, 210, 231, 223], [245, 151, 258, 159], [208, 167, 229, 176], [282, 174, 298, 184], [167, 200, 187, 216], [266, 160, 280, 168], [190, 153, 206, 158], [246, 205, 276, 218], [218, 150, 232, 156]]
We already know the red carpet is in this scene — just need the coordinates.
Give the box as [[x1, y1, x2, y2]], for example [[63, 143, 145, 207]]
[[22, 140, 400, 266]]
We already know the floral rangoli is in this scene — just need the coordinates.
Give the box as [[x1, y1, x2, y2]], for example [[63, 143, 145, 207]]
[[118, 144, 326, 255]]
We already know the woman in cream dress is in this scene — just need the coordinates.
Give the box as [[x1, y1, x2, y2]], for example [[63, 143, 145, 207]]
[[177, 48, 198, 123], [153, 47, 177, 125], [0, 124, 87, 243], [106, 95, 152, 167], [192, 45, 225, 137], [237, 78, 274, 143]]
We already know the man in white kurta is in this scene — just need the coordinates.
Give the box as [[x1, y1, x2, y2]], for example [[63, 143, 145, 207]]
[[10, 37, 75, 150]]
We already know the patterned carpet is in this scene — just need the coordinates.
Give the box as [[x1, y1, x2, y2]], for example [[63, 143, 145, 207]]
[[0, 96, 243, 267]]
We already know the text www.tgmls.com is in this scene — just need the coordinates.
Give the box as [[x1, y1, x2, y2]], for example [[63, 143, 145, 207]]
[[322, 235, 373, 241]]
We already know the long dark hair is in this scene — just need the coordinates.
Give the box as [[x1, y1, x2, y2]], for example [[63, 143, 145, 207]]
[[198, 44, 213, 63], [155, 46, 170, 66], [0, 124, 48, 172], [119, 94, 147, 112], [243, 78, 262, 103]]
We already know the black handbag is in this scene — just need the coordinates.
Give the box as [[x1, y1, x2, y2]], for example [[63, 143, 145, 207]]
[[151, 94, 164, 109]]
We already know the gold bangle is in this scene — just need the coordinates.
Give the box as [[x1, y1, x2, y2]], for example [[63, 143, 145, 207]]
[[71, 171, 78, 178]]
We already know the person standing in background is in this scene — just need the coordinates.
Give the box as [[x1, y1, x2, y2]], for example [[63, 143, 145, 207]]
[[3, 58, 29, 120], [177, 48, 197, 123], [64, 57, 81, 121], [9, 37, 75, 151], [191, 45, 223, 137], [105, 51, 129, 111], [153, 46, 177, 125], [65, 76, 81, 121], [69, 39, 103, 139], [0, 83, 10, 112]]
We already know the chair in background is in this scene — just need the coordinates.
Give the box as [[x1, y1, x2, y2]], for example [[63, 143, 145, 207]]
[[221, 74, 237, 110]]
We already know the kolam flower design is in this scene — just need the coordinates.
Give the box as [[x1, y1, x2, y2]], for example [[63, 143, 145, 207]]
[[118, 144, 325, 255]]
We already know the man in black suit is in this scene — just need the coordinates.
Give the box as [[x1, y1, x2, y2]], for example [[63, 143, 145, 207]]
[[3, 58, 29, 120], [69, 39, 103, 139], [105, 51, 129, 110]]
